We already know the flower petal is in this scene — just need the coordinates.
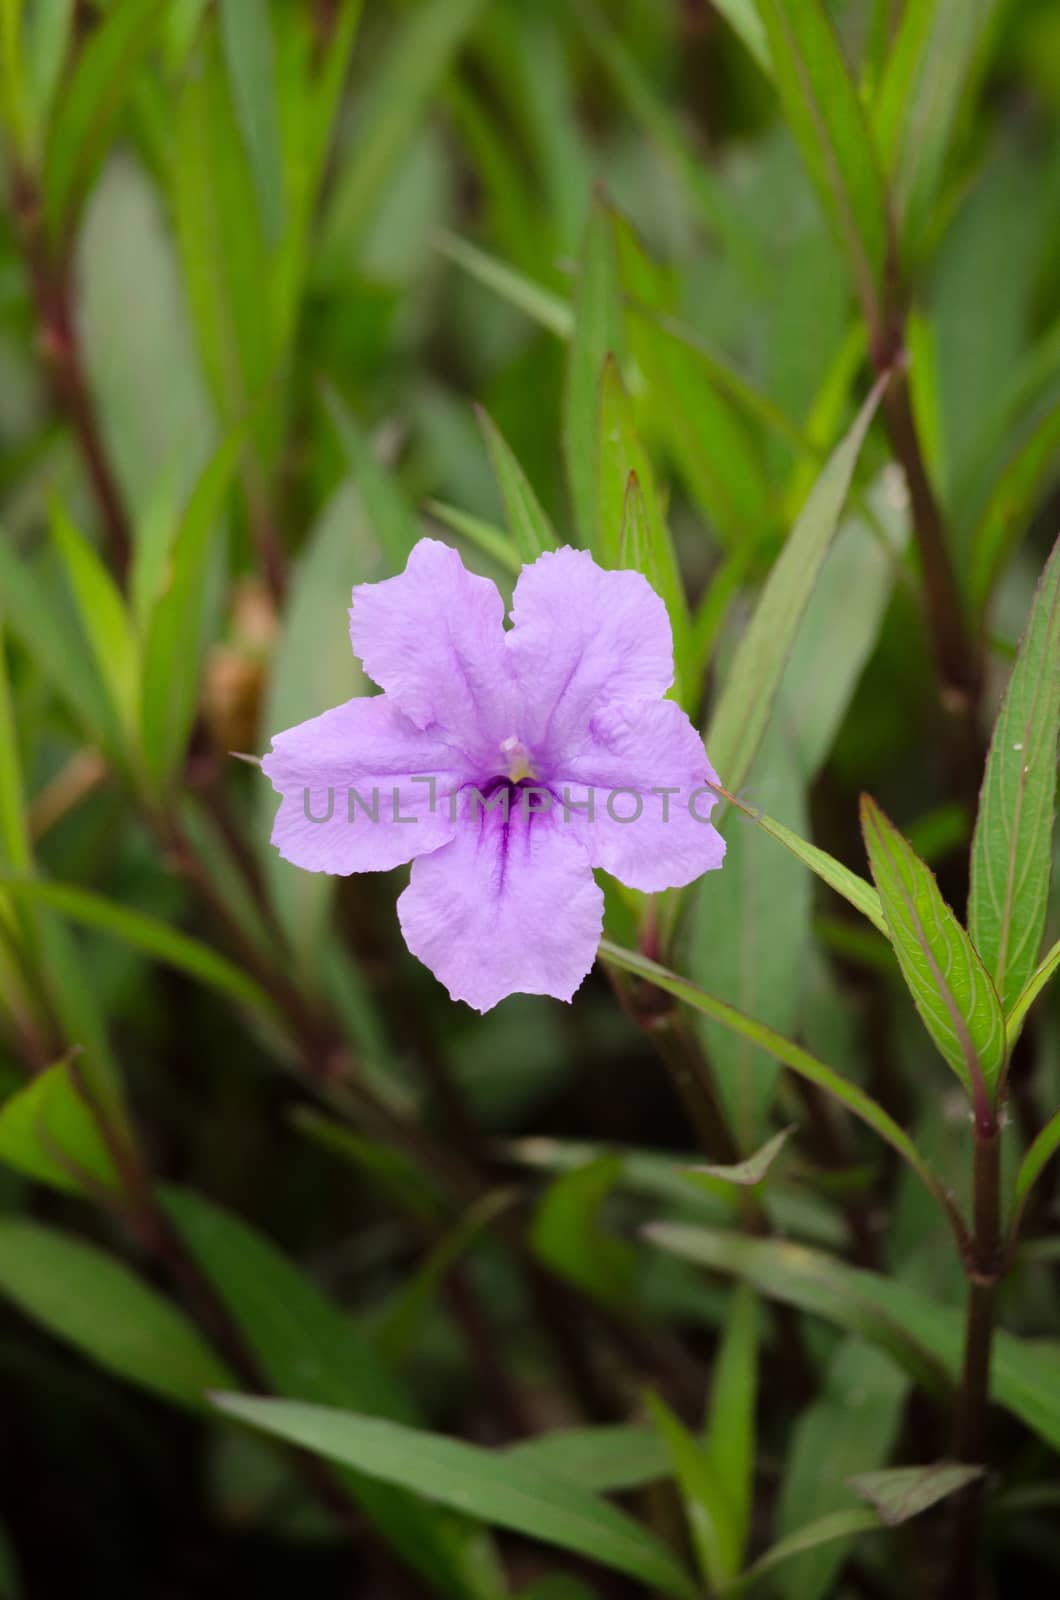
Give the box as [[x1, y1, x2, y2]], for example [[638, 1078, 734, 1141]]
[[506, 547, 674, 762], [397, 799, 604, 1011], [554, 698, 726, 892], [350, 538, 513, 756], [262, 694, 465, 873]]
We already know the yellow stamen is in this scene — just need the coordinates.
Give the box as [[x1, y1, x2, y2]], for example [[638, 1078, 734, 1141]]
[[500, 735, 535, 783]]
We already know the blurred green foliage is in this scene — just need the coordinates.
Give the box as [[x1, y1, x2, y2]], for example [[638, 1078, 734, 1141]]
[[3, 1, 1060, 1596]]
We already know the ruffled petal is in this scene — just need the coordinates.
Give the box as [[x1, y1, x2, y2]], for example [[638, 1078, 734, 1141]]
[[262, 694, 466, 873], [349, 538, 514, 758], [553, 698, 726, 892], [506, 547, 674, 763], [397, 799, 604, 1011]]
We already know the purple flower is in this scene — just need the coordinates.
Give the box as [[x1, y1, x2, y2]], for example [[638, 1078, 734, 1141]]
[[262, 539, 725, 1011]]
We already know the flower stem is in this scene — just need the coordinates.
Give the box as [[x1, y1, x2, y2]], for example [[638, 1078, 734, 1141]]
[[946, 1119, 1001, 1600]]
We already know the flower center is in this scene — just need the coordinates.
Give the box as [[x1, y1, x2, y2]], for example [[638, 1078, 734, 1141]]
[[499, 735, 536, 783]]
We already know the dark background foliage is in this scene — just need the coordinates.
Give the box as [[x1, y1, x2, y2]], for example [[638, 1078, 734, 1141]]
[[2, 2, 1060, 1597]]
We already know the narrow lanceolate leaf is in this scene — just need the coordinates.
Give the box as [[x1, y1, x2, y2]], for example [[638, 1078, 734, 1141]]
[[598, 369, 691, 699], [1005, 936, 1060, 1048], [0, 876, 275, 1020], [212, 1397, 699, 1600], [475, 406, 558, 560], [0, 1054, 120, 1197], [969, 536, 1060, 1014], [506, 1427, 669, 1494], [969, 408, 1060, 613], [860, 796, 1006, 1105], [685, 1126, 794, 1190], [753, 0, 889, 321], [598, 941, 953, 1230], [140, 426, 245, 788], [322, 384, 421, 567], [219, 0, 286, 241], [872, 0, 1003, 258], [640, 1224, 1060, 1454], [704, 1285, 758, 1572], [848, 1464, 983, 1526], [1014, 1106, 1060, 1221], [565, 198, 623, 548], [708, 379, 884, 794], [0, 1220, 233, 1408], [646, 1392, 740, 1589], [319, 0, 485, 271], [434, 230, 573, 339], [726, 1510, 882, 1596], [160, 1188, 487, 1600], [50, 500, 140, 736], [717, 783, 887, 935], [42, 0, 163, 235], [776, 1342, 906, 1600]]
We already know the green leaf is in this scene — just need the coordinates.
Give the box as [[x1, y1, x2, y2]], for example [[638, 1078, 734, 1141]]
[[50, 500, 140, 738], [1005, 936, 1060, 1048], [0, 1054, 120, 1196], [212, 1397, 699, 1600], [775, 1341, 906, 1600], [319, 0, 485, 271], [619, 475, 690, 696], [77, 158, 215, 536], [872, 0, 1004, 258], [0, 875, 275, 1020], [969, 536, 1060, 1014], [860, 795, 1006, 1102], [0, 536, 122, 753], [255, 478, 373, 976], [506, 1427, 670, 1494], [707, 380, 884, 793], [434, 229, 573, 339], [42, 0, 164, 235], [160, 1186, 489, 1600], [691, 723, 810, 1145], [565, 197, 623, 547], [161, 1186, 412, 1416], [728, 1509, 882, 1594], [531, 1155, 636, 1311], [219, 0, 285, 242], [140, 425, 244, 788], [710, 0, 772, 73], [643, 1224, 1060, 1454], [626, 310, 773, 552], [573, 1, 766, 278], [0, 1219, 232, 1407], [753, 0, 889, 317], [378, 1189, 516, 1364], [598, 940, 952, 1226], [0, 622, 31, 878], [717, 785, 887, 936], [475, 406, 558, 560], [685, 1127, 794, 1190], [704, 1285, 758, 1572], [596, 359, 691, 698], [426, 501, 522, 578], [969, 406, 1060, 613], [848, 1463, 983, 1525], [1014, 1105, 1060, 1221], [321, 384, 422, 568], [171, 31, 270, 429], [24, 0, 75, 142], [780, 475, 910, 781], [647, 1391, 740, 1589]]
